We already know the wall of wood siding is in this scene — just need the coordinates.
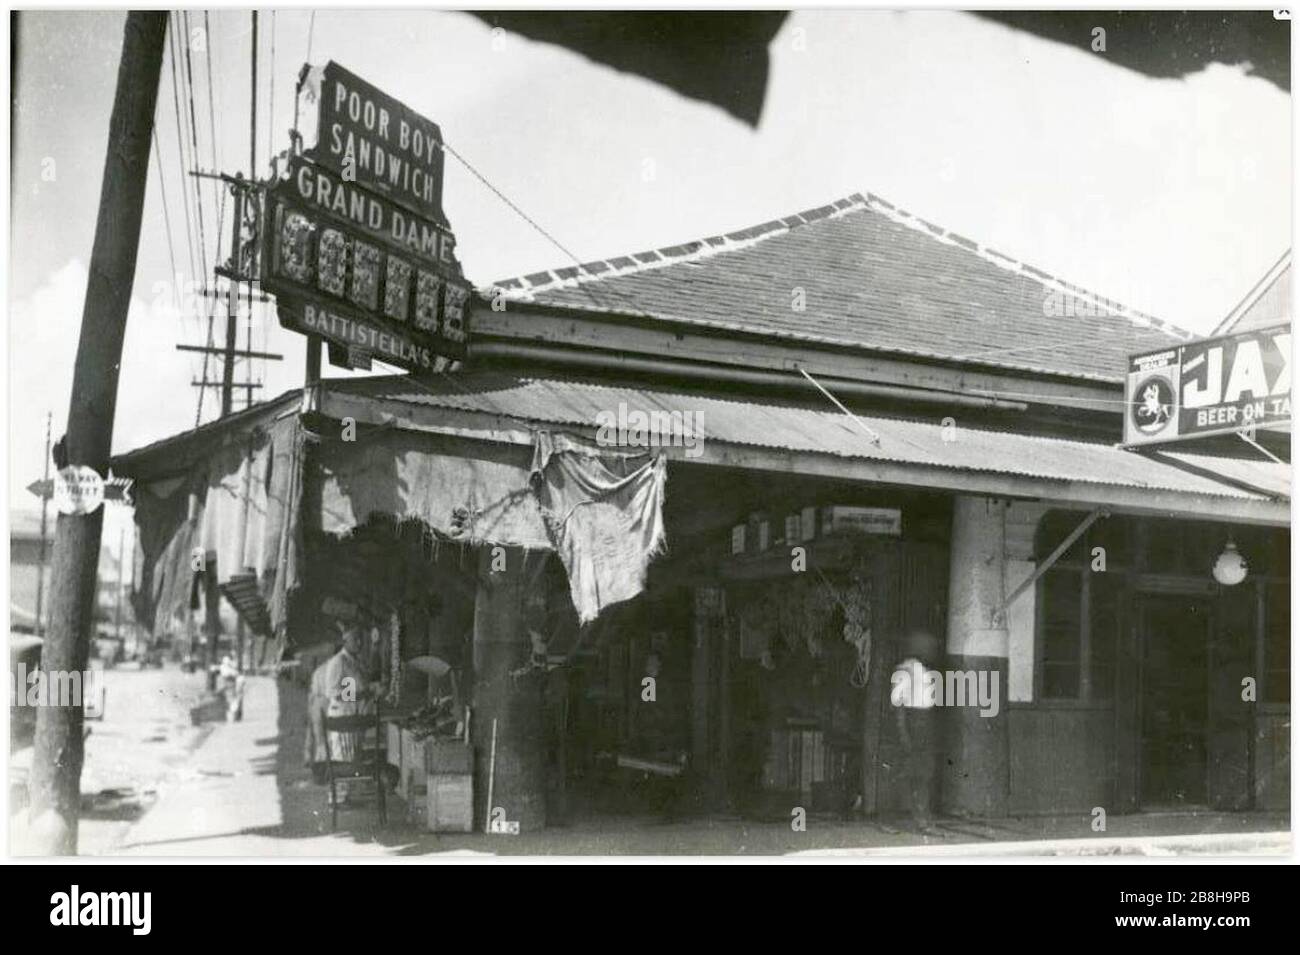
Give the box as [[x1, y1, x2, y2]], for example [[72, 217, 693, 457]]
[[1256, 708, 1291, 811], [1008, 704, 1115, 813]]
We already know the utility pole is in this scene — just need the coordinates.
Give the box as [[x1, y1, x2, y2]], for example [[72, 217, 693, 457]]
[[35, 412, 52, 634], [114, 527, 125, 643], [28, 11, 168, 855]]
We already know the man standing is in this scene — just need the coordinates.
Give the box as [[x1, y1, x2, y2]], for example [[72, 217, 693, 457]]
[[890, 629, 941, 831], [322, 625, 374, 763], [218, 655, 245, 722]]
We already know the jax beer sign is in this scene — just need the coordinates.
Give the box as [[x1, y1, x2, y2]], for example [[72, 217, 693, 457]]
[[1124, 324, 1291, 446], [264, 63, 470, 371]]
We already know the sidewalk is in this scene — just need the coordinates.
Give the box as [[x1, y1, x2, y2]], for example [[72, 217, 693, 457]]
[[111, 674, 1291, 858]]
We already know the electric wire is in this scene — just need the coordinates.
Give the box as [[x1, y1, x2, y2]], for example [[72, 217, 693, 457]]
[[165, 16, 200, 288]]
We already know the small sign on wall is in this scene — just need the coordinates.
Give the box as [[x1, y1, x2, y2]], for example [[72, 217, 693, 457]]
[[820, 506, 902, 537]]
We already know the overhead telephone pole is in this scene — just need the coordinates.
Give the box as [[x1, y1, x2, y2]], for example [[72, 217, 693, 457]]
[[28, 11, 169, 855]]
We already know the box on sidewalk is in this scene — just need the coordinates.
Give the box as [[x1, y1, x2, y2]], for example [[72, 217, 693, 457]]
[[424, 739, 473, 832]]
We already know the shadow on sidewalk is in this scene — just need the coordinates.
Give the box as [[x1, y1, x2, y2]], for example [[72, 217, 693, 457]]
[[123, 674, 1293, 856]]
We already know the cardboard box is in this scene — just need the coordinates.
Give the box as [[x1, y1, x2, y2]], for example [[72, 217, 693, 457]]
[[426, 773, 474, 833]]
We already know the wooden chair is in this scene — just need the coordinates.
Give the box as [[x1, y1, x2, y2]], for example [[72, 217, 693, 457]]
[[322, 704, 388, 832]]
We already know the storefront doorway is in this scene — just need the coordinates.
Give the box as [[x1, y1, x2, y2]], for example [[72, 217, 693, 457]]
[[1138, 596, 1211, 809]]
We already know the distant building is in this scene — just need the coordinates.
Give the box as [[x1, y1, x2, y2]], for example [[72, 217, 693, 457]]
[[9, 510, 47, 632], [1213, 252, 1291, 336], [9, 508, 132, 634]]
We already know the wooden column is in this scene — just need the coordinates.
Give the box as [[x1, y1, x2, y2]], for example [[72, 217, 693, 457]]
[[203, 560, 222, 670], [942, 496, 1011, 817], [471, 547, 547, 832]]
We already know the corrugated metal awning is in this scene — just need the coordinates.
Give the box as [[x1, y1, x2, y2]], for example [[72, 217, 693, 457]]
[[308, 372, 1290, 526]]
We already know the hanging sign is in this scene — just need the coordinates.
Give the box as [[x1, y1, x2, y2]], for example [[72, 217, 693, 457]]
[[295, 60, 447, 225], [275, 293, 451, 374], [1124, 324, 1291, 446], [279, 158, 457, 271], [266, 62, 472, 371]]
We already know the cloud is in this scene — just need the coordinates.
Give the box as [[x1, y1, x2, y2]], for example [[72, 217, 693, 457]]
[[8, 259, 201, 516]]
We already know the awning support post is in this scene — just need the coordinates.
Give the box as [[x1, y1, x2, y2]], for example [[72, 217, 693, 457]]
[[997, 507, 1107, 617]]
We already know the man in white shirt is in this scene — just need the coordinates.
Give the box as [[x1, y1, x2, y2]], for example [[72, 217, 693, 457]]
[[891, 629, 941, 830]]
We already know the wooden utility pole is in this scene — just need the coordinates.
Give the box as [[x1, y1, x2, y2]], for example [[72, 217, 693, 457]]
[[35, 412, 52, 634], [114, 527, 125, 642], [27, 11, 167, 855]]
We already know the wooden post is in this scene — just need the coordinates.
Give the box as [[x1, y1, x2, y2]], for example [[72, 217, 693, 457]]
[[35, 412, 52, 634], [204, 562, 222, 669], [221, 186, 243, 418], [114, 527, 125, 642], [471, 547, 547, 832], [27, 11, 167, 855]]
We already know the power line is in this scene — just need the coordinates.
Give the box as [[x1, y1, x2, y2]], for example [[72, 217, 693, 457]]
[[180, 10, 209, 268], [178, 10, 219, 421], [306, 10, 316, 61], [166, 16, 200, 286], [203, 11, 223, 228], [150, 128, 182, 318], [438, 137, 654, 318], [269, 10, 276, 168], [441, 139, 585, 272]]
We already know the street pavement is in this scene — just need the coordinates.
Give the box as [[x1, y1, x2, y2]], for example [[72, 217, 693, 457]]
[[62, 670, 1291, 858], [10, 663, 213, 856]]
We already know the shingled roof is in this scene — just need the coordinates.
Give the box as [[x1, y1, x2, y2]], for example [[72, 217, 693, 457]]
[[492, 192, 1190, 383]]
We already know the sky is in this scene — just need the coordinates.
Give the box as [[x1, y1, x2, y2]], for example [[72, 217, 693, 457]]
[[6, 8, 1292, 538]]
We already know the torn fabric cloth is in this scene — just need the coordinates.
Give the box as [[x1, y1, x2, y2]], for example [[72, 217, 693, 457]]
[[530, 432, 667, 624], [130, 415, 303, 640], [317, 429, 551, 548]]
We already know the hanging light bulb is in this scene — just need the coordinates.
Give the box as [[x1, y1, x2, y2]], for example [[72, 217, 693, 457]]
[[1212, 539, 1248, 586]]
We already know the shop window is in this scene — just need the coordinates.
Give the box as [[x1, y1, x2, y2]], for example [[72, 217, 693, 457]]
[[1264, 579, 1290, 705], [1038, 566, 1125, 702], [1035, 510, 1131, 570]]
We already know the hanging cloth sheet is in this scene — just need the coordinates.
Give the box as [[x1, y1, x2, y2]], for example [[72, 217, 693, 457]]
[[130, 414, 304, 640], [316, 429, 552, 548], [530, 432, 667, 624]]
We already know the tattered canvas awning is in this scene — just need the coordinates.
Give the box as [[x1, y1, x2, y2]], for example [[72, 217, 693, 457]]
[[124, 412, 303, 640], [316, 423, 667, 624]]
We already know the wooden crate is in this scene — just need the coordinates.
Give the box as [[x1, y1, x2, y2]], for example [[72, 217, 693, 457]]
[[425, 738, 472, 774], [406, 780, 428, 827], [426, 773, 473, 833]]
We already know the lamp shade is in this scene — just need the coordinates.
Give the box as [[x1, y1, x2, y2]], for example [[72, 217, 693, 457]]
[[1212, 541, 1249, 586]]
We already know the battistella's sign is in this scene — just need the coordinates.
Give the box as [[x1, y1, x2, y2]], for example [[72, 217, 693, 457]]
[[265, 64, 470, 371], [295, 60, 446, 225], [1124, 324, 1291, 446]]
